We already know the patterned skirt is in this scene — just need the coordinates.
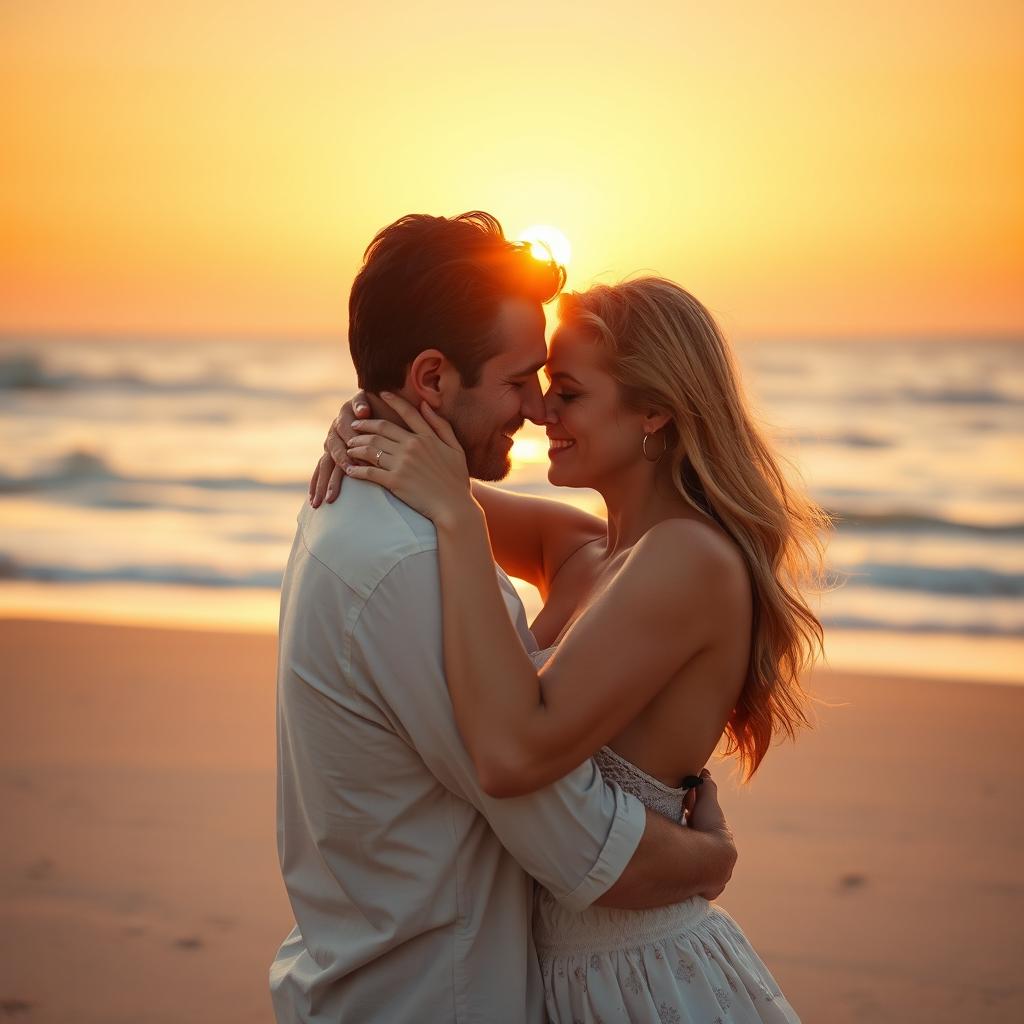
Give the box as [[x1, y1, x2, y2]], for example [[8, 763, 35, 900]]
[[534, 889, 800, 1024]]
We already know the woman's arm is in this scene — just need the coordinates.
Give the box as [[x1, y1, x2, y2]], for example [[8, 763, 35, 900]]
[[470, 482, 605, 597], [345, 394, 738, 798], [435, 506, 728, 796], [308, 394, 603, 596]]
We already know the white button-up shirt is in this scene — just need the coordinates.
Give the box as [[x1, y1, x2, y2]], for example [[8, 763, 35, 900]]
[[270, 479, 646, 1022]]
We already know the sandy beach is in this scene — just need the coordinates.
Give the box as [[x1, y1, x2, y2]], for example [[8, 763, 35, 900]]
[[1, 617, 1022, 1023]]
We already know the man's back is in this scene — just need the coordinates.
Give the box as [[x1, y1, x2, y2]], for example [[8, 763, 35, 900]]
[[271, 480, 645, 1022]]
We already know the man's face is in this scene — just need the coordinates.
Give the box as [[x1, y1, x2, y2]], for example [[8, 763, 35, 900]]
[[444, 298, 549, 481]]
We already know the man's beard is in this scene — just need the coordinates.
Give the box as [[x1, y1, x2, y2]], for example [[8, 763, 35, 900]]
[[449, 396, 523, 482]]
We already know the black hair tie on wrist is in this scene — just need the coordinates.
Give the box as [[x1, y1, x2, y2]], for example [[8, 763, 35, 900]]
[[682, 775, 704, 790]]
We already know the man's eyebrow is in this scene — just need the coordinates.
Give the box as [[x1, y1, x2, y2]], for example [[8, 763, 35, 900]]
[[508, 359, 548, 378]]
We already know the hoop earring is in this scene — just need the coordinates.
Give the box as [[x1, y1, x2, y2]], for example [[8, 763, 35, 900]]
[[642, 431, 667, 463]]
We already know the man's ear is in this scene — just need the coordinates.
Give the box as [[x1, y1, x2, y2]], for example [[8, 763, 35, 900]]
[[407, 349, 461, 410]]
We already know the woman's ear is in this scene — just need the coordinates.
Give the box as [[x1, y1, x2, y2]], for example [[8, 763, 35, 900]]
[[641, 409, 673, 434]]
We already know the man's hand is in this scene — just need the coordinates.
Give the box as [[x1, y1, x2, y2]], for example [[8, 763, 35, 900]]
[[310, 391, 373, 507], [686, 768, 737, 901], [595, 766, 738, 910]]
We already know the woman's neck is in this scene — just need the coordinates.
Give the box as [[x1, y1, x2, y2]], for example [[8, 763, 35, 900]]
[[597, 460, 696, 556]]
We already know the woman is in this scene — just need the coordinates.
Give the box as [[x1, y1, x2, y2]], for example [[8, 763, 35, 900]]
[[311, 277, 827, 1022]]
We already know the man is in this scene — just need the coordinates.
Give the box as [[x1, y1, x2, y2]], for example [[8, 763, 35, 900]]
[[271, 212, 737, 1022]]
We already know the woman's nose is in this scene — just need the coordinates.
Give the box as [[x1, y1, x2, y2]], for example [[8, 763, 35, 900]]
[[520, 378, 552, 426], [541, 391, 559, 425]]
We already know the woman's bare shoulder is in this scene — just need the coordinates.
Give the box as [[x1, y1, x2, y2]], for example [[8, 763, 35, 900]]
[[630, 517, 749, 601]]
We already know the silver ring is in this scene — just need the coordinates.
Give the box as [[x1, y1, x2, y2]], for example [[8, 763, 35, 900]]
[[375, 449, 384, 467]]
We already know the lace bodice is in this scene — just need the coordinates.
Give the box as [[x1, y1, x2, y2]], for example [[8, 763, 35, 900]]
[[593, 744, 688, 821], [530, 645, 689, 822]]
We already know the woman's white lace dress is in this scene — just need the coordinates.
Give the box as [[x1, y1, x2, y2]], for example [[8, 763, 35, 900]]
[[530, 648, 800, 1024]]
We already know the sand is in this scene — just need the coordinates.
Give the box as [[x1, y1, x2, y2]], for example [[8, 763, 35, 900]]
[[1, 617, 1021, 1023]]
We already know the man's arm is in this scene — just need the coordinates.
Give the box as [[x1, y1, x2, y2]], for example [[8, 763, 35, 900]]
[[598, 774, 736, 908], [354, 549, 735, 912]]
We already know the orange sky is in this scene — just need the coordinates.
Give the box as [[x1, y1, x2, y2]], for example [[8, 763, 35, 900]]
[[2, 1, 1022, 339]]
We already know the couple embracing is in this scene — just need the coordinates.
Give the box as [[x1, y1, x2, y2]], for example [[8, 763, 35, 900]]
[[271, 211, 824, 1022]]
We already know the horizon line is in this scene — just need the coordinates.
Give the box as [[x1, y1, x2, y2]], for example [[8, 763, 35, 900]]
[[1, 327, 1023, 346]]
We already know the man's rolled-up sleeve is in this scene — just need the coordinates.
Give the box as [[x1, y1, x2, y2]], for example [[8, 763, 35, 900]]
[[351, 550, 646, 911]]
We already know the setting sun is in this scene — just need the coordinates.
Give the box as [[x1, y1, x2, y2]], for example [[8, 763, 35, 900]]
[[518, 225, 572, 268]]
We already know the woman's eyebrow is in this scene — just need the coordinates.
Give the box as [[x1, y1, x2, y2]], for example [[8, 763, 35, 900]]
[[549, 370, 583, 386]]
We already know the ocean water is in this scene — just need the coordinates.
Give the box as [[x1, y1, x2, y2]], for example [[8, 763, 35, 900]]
[[1, 336, 1022, 684]]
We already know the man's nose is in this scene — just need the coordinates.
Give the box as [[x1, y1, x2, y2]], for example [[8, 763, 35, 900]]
[[520, 377, 553, 426], [539, 386, 559, 425]]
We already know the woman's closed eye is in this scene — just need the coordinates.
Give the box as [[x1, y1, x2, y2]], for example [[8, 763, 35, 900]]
[[556, 391, 580, 402]]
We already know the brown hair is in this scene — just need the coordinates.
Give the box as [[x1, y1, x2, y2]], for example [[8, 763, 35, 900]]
[[558, 277, 829, 779], [348, 212, 565, 392]]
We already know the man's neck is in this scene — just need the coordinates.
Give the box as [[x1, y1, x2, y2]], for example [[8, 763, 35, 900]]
[[362, 390, 414, 427]]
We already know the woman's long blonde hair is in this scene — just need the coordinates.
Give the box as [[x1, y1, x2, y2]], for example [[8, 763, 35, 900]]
[[558, 277, 829, 779]]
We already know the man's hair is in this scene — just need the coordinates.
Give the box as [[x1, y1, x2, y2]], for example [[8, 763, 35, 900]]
[[348, 211, 566, 392]]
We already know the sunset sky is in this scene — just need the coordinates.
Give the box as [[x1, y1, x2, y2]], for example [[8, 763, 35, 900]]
[[2, 1, 1022, 339]]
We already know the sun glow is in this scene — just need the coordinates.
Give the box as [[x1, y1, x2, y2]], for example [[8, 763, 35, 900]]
[[518, 225, 572, 268], [509, 435, 552, 467]]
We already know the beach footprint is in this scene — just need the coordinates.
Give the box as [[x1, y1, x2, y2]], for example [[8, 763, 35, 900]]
[[0, 999, 34, 1017], [24, 857, 54, 882]]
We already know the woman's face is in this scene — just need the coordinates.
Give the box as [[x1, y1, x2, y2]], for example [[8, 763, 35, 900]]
[[543, 324, 652, 489]]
